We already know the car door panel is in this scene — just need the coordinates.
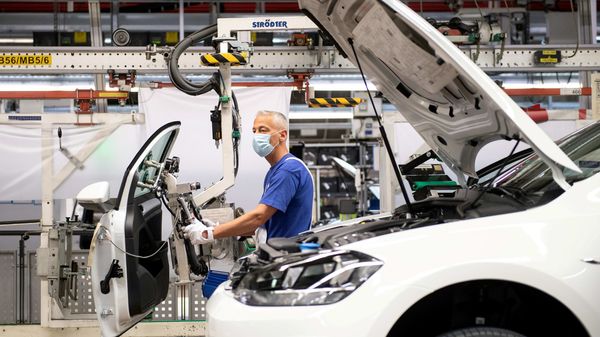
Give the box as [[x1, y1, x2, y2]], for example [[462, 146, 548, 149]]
[[89, 122, 180, 337], [124, 196, 169, 317]]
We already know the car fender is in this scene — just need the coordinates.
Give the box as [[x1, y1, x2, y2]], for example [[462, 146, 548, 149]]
[[344, 176, 600, 336]]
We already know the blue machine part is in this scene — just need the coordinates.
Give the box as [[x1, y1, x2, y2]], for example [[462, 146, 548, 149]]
[[202, 270, 230, 299], [299, 242, 320, 252]]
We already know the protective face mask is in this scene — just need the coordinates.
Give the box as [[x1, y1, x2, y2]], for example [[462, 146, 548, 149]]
[[252, 130, 282, 157]]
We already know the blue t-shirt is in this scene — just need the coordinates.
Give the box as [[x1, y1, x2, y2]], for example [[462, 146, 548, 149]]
[[259, 153, 313, 239]]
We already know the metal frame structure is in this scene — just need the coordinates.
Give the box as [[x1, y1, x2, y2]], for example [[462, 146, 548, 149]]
[[191, 15, 323, 206], [0, 10, 598, 335], [304, 142, 375, 221], [217, 15, 317, 38], [0, 112, 145, 329], [0, 14, 324, 334], [1, 44, 600, 74], [192, 59, 235, 207]]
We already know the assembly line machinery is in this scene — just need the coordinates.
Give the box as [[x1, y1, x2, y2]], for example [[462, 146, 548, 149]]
[[0, 3, 599, 336], [0, 14, 328, 337]]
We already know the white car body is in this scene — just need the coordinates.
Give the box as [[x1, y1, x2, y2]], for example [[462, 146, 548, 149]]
[[206, 0, 600, 336], [207, 173, 600, 336]]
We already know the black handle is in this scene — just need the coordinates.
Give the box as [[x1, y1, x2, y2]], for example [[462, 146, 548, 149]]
[[185, 239, 208, 276], [100, 259, 123, 294]]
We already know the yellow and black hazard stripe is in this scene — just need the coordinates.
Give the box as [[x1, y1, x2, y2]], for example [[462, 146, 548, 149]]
[[308, 97, 363, 108], [201, 52, 247, 66]]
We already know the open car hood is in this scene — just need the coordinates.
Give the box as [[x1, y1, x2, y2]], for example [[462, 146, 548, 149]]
[[299, 0, 579, 179]]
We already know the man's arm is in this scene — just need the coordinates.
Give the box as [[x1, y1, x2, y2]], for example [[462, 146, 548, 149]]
[[212, 203, 277, 239]]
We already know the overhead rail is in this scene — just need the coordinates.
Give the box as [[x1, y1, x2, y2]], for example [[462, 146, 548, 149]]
[[1, 45, 600, 74]]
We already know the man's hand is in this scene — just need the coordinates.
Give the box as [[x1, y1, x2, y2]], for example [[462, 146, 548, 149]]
[[183, 219, 214, 245], [202, 218, 219, 228]]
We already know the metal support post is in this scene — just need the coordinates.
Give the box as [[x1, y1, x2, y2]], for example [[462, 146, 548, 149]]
[[40, 124, 54, 327], [378, 113, 405, 213], [89, 0, 107, 112], [315, 167, 321, 221], [193, 50, 236, 206], [578, 0, 597, 110], [177, 284, 190, 320], [179, 0, 185, 42], [209, 2, 218, 25], [110, 0, 119, 35], [358, 143, 369, 215], [18, 234, 29, 323]]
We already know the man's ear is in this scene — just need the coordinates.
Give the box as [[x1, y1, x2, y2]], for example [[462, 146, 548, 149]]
[[280, 129, 288, 142]]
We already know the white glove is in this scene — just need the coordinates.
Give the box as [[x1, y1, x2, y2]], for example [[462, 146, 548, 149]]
[[202, 218, 219, 228], [183, 219, 214, 245]]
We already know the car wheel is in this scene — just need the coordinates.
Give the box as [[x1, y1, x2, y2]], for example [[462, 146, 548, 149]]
[[436, 327, 526, 337]]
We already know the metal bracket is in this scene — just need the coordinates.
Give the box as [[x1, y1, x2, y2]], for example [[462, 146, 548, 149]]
[[144, 44, 173, 60], [108, 69, 136, 93]]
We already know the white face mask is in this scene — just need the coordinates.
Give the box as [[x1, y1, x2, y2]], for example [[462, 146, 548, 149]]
[[252, 130, 284, 157]]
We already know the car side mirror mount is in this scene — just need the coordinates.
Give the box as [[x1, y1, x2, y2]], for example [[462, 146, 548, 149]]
[[77, 181, 113, 213]]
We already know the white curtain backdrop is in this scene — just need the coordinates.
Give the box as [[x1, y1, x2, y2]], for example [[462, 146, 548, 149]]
[[0, 86, 292, 213], [0, 122, 148, 200]]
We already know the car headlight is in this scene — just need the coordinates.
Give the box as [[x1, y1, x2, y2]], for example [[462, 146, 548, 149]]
[[233, 250, 382, 306]]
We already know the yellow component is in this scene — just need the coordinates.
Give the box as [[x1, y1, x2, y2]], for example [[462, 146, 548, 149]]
[[0, 54, 52, 66], [201, 52, 247, 66], [98, 92, 129, 98], [222, 53, 240, 63], [74, 31, 87, 44], [542, 50, 558, 55], [203, 54, 220, 64], [308, 97, 363, 108], [539, 57, 559, 64], [251, 32, 257, 42], [165, 32, 179, 44], [339, 213, 357, 221]]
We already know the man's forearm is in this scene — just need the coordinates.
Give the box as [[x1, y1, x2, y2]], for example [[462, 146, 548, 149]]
[[240, 230, 256, 237], [213, 209, 265, 239]]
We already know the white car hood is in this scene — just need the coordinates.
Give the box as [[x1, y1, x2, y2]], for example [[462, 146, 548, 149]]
[[299, 0, 579, 178]]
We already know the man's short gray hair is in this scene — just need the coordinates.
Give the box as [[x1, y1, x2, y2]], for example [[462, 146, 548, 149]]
[[256, 110, 288, 130]]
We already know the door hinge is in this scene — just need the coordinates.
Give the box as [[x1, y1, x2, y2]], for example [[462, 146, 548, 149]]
[[100, 308, 114, 318]]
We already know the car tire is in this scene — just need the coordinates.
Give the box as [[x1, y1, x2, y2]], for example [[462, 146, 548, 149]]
[[436, 327, 526, 337]]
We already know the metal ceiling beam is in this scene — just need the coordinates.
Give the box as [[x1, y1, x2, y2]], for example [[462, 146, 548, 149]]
[[89, 0, 107, 112], [1, 45, 600, 74]]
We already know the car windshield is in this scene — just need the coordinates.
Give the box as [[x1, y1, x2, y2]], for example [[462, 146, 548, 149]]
[[495, 122, 600, 198]]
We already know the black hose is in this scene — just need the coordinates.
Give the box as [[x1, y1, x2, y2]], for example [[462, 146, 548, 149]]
[[231, 89, 241, 176], [168, 24, 221, 96]]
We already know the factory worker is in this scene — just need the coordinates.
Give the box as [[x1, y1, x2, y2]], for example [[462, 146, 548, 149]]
[[184, 110, 314, 244]]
